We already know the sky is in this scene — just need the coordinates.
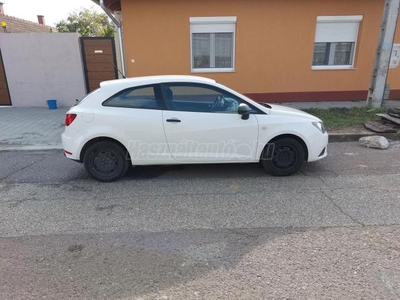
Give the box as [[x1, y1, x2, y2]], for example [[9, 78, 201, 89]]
[[3, 0, 103, 26]]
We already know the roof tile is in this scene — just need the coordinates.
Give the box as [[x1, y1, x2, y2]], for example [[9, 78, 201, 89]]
[[0, 13, 57, 33]]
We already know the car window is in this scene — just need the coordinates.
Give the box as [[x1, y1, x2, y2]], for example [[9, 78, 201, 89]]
[[103, 86, 162, 110], [161, 83, 241, 113]]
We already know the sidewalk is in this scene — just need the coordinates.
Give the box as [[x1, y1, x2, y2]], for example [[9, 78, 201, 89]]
[[0, 107, 68, 150], [0, 100, 399, 151]]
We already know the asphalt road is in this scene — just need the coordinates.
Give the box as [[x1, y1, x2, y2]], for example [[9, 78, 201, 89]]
[[1, 142, 400, 299]]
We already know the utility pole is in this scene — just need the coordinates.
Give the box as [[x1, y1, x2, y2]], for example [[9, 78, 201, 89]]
[[367, 0, 400, 108]]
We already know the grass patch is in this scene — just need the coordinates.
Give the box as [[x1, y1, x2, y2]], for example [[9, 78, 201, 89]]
[[302, 107, 386, 130]]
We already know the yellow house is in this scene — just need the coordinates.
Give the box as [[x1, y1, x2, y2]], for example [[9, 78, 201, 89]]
[[97, 0, 400, 102]]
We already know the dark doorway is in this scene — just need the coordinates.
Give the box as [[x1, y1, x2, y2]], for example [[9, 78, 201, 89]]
[[0, 50, 11, 105], [80, 37, 118, 93]]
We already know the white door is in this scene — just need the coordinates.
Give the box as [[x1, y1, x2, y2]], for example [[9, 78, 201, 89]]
[[101, 84, 173, 164], [161, 83, 259, 162]]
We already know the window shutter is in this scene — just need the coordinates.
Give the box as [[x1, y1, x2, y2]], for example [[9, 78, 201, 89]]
[[315, 16, 363, 43], [190, 17, 236, 34]]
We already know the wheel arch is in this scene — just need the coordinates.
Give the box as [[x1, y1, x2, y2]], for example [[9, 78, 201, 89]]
[[79, 137, 131, 163], [261, 134, 309, 162]]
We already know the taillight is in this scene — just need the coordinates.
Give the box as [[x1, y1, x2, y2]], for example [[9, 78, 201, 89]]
[[65, 114, 77, 126]]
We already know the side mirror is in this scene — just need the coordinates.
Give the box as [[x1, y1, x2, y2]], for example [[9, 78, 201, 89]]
[[238, 103, 251, 120]]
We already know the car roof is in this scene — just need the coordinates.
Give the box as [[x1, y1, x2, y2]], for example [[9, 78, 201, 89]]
[[100, 75, 217, 90]]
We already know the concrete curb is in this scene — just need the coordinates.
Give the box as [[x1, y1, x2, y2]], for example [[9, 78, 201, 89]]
[[0, 145, 63, 151], [329, 132, 400, 143]]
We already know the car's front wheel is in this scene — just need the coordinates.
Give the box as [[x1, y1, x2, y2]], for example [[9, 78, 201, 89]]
[[83, 141, 129, 182], [261, 138, 305, 176]]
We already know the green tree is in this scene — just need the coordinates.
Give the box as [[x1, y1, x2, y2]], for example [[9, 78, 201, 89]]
[[56, 7, 114, 37]]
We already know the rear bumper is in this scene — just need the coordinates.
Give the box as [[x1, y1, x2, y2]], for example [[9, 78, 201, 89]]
[[62, 129, 84, 161]]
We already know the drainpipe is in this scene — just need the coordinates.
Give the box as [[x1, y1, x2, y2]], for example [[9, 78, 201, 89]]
[[100, 0, 126, 78]]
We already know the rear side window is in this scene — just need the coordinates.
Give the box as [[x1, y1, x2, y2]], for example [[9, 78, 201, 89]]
[[103, 86, 162, 110]]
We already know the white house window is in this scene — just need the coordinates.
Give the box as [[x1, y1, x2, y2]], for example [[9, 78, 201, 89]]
[[190, 17, 236, 73], [312, 15, 363, 70]]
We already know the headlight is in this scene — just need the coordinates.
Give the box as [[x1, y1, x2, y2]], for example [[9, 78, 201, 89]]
[[312, 121, 326, 134]]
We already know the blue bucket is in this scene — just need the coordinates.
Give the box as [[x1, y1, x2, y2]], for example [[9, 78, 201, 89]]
[[47, 99, 57, 110]]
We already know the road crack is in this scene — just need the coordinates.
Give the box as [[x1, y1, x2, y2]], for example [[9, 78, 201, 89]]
[[0, 154, 50, 181], [322, 190, 365, 227]]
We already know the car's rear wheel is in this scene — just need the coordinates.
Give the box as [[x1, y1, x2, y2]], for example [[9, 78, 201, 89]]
[[83, 141, 129, 182], [261, 138, 305, 176]]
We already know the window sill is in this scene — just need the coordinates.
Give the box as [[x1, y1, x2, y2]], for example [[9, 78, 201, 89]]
[[312, 65, 356, 70], [191, 68, 235, 73]]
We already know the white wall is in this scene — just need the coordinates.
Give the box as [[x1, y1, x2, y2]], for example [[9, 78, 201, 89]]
[[0, 33, 86, 107]]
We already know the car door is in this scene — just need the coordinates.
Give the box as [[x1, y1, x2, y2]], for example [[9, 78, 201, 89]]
[[161, 83, 259, 162], [101, 84, 173, 165]]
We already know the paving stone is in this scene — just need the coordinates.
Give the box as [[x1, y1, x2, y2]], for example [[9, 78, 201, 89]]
[[0, 107, 68, 150]]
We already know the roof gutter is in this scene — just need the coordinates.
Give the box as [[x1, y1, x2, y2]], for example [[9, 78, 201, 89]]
[[100, 0, 126, 78]]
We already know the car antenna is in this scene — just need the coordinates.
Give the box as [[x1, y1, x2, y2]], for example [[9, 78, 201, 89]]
[[108, 58, 127, 79]]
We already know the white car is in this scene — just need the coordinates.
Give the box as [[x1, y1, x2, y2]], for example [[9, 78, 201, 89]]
[[62, 75, 328, 182]]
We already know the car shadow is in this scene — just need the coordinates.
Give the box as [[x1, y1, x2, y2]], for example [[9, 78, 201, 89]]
[[125, 163, 267, 180], [123, 161, 327, 180]]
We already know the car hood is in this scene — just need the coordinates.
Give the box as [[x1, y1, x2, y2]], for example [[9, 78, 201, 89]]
[[266, 104, 322, 122]]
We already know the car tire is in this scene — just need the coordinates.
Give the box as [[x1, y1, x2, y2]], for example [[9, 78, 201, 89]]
[[83, 141, 129, 182], [261, 138, 305, 176]]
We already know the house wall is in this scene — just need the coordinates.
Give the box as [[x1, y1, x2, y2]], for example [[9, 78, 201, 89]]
[[120, 0, 400, 102], [0, 33, 86, 107]]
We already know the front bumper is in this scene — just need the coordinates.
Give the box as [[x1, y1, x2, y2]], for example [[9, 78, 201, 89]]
[[307, 132, 329, 162]]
